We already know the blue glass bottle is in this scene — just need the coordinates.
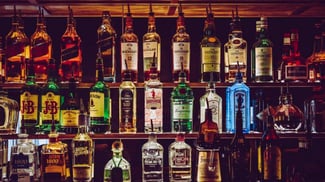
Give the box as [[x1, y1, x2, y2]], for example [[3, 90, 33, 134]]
[[226, 64, 250, 133]]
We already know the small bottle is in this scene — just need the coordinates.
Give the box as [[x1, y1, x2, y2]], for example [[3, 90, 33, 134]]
[[60, 6, 82, 83], [0, 87, 19, 133], [277, 32, 292, 82], [143, 3, 161, 82], [89, 50, 111, 133], [200, 5, 221, 82], [168, 132, 192, 181], [306, 22, 321, 83], [120, 4, 138, 82], [97, 11, 117, 82], [30, 7, 52, 83], [104, 140, 131, 182], [40, 58, 61, 134], [172, 4, 190, 82], [20, 59, 40, 134]]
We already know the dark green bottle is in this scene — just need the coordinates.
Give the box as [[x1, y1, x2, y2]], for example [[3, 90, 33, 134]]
[[40, 58, 61, 133], [89, 50, 111, 133]]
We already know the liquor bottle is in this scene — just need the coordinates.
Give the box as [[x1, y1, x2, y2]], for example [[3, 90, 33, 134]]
[[142, 130, 164, 181], [226, 63, 250, 133], [41, 119, 69, 182], [71, 112, 94, 182], [199, 81, 222, 133], [170, 64, 194, 133], [0, 87, 19, 133], [250, 89, 265, 132], [251, 17, 274, 82], [143, 3, 161, 82], [60, 6, 82, 83], [20, 59, 40, 134], [224, 11, 234, 83], [97, 10, 117, 82], [61, 77, 80, 134], [306, 22, 321, 83], [104, 140, 131, 182], [229, 94, 250, 182], [119, 60, 137, 133], [172, 4, 190, 82], [9, 122, 39, 182], [5, 6, 28, 83], [277, 32, 292, 82], [318, 20, 325, 81], [144, 53, 163, 133], [0, 36, 5, 82], [89, 50, 111, 133], [30, 7, 52, 83], [168, 132, 192, 181], [17, 9, 30, 64], [40, 58, 61, 134], [120, 4, 138, 82], [200, 5, 221, 82]]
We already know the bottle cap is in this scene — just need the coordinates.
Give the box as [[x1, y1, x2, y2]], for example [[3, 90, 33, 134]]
[[112, 140, 123, 152]]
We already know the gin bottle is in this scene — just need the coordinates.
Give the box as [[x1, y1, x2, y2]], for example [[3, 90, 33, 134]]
[[0, 87, 19, 133], [142, 131, 164, 181], [143, 4, 161, 81], [226, 64, 250, 133], [89, 50, 111, 133], [168, 132, 191, 181], [104, 140, 131, 182], [97, 11, 116, 82]]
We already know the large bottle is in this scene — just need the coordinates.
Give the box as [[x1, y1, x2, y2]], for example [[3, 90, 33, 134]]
[[172, 4, 190, 82], [89, 50, 111, 133], [143, 4, 161, 82], [30, 7, 52, 83], [120, 4, 138, 82], [60, 6, 82, 83], [40, 58, 61, 134], [104, 140, 131, 182], [97, 11, 116, 82], [200, 5, 221, 82]]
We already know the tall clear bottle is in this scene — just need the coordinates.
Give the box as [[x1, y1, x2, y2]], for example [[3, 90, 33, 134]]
[[60, 6, 82, 83], [89, 50, 111, 133], [144, 53, 163, 133], [143, 4, 161, 82], [97, 11, 116, 82], [30, 7, 52, 83], [251, 17, 274, 82], [120, 4, 138, 82], [200, 5, 221, 82], [104, 140, 131, 182], [172, 4, 190, 82]]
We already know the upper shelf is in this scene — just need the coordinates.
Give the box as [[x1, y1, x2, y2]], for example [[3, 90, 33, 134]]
[[0, 0, 325, 18]]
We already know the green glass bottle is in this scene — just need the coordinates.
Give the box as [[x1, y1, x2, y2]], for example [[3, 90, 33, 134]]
[[89, 50, 111, 133], [20, 59, 40, 134], [40, 58, 61, 133]]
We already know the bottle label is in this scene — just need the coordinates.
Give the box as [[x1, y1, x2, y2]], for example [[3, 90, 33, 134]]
[[143, 148, 163, 180], [263, 145, 282, 180], [121, 42, 138, 71], [173, 42, 190, 71], [145, 88, 163, 130], [233, 91, 247, 130], [61, 110, 80, 127], [172, 148, 190, 166], [104, 168, 130, 181], [20, 92, 38, 122], [196, 150, 221, 182], [41, 92, 60, 123], [255, 47, 273, 76], [121, 89, 134, 122], [43, 154, 65, 173], [31, 42, 50, 60], [61, 45, 80, 62], [172, 102, 193, 120], [143, 41, 159, 71], [200, 99, 221, 124], [285, 65, 307, 80], [98, 36, 114, 56], [228, 46, 246, 65], [12, 153, 29, 169], [6, 42, 24, 59], [201, 47, 221, 72], [73, 141, 92, 165], [89, 92, 105, 117]]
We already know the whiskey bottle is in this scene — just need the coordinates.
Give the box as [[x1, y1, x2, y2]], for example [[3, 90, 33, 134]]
[[30, 7, 52, 83], [40, 58, 61, 134], [172, 4, 190, 82], [61, 77, 80, 134], [104, 140, 131, 182], [17, 9, 30, 65], [143, 4, 161, 82], [199, 81, 222, 133], [251, 17, 274, 82], [0, 36, 5, 82], [60, 6, 82, 83], [306, 22, 321, 83], [142, 131, 164, 181], [144, 53, 163, 133], [97, 11, 116, 83], [226, 63, 250, 133], [20, 59, 40, 134], [170, 64, 194, 133], [0, 87, 19, 133], [89, 51, 111, 133], [200, 5, 221, 82], [277, 33, 292, 82], [168, 132, 192, 181], [120, 4, 138, 82], [119, 60, 137, 133]]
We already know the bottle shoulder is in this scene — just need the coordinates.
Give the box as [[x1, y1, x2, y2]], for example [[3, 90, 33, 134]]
[[119, 81, 136, 89], [143, 32, 161, 42], [120, 32, 138, 42]]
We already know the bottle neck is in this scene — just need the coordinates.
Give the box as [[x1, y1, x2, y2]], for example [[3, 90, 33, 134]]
[[96, 63, 104, 82], [125, 16, 134, 33], [147, 15, 156, 33], [203, 20, 216, 36]]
